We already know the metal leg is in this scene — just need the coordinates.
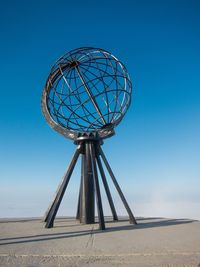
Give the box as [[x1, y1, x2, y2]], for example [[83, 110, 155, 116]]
[[96, 151, 118, 221], [44, 175, 67, 222], [76, 186, 81, 220], [99, 147, 137, 225], [90, 143, 105, 230], [76, 154, 84, 220], [80, 142, 95, 224], [45, 147, 80, 228]]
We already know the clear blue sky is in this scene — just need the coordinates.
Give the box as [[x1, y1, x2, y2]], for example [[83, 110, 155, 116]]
[[0, 0, 200, 219]]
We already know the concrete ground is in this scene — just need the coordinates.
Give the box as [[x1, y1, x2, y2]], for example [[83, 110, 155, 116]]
[[0, 217, 200, 267]]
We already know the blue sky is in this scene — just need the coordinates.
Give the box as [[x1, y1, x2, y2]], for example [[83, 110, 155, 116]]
[[0, 0, 200, 219]]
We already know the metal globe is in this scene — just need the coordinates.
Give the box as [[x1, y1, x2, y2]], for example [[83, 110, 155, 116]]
[[42, 47, 132, 140]]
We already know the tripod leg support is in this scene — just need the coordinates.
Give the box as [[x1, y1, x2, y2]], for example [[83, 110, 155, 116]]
[[45, 147, 80, 228], [96, 152, 118, 221], [90, 142, 105, 230], [99, 147, 137, 225], [76, 154, 84, 221]]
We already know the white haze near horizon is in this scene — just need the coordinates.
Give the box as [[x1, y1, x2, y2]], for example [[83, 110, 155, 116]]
[[0, 184, 199, 221]]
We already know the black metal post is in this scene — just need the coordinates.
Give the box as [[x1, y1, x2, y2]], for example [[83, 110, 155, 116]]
[[76, 184, 81, 220], [99, 147, 137, 225], [90, 142, 105, 230], [80, 142, 95, 224], [45, 147, 80, 228], [96, 150, 118, 221], [44, 147, 81, 222], [76, 154, 84, 220]]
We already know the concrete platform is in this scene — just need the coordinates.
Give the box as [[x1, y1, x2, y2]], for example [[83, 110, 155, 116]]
[[0, 217, 200, 267]]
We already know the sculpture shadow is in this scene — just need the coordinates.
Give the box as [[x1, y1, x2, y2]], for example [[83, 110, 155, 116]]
[[0, 218, 196, 246]]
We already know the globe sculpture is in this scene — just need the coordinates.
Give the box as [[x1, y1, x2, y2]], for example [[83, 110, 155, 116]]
[[42, 47, 137, 229]]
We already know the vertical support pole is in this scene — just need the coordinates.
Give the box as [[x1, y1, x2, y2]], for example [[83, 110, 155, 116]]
[[80, 142, 95, 224], [90, 142, 105, 230], [44, 146, 81, 222], [45, 147, 80, 228], [76, 154, 84, 220], [99, 147, 137, 225], [96, 150, 118, 221], [76, 183, 81, 220]]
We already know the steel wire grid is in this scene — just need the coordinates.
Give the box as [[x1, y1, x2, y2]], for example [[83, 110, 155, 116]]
[[42, 47, 132, 140]]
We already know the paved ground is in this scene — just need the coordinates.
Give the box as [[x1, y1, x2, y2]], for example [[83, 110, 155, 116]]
[[0, 217, 200, 267]]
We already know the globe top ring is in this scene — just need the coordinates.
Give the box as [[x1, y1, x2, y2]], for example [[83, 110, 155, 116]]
[[42, 47, 132, 140]]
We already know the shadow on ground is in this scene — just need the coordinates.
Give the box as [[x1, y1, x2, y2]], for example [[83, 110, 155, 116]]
[[0, 218, 196, 246]]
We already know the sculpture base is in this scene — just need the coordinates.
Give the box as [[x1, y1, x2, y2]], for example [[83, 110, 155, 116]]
[[44, 136, 137, 230]]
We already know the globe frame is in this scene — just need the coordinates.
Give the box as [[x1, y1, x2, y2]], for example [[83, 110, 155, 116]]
[[41, 47, 132, 140]]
